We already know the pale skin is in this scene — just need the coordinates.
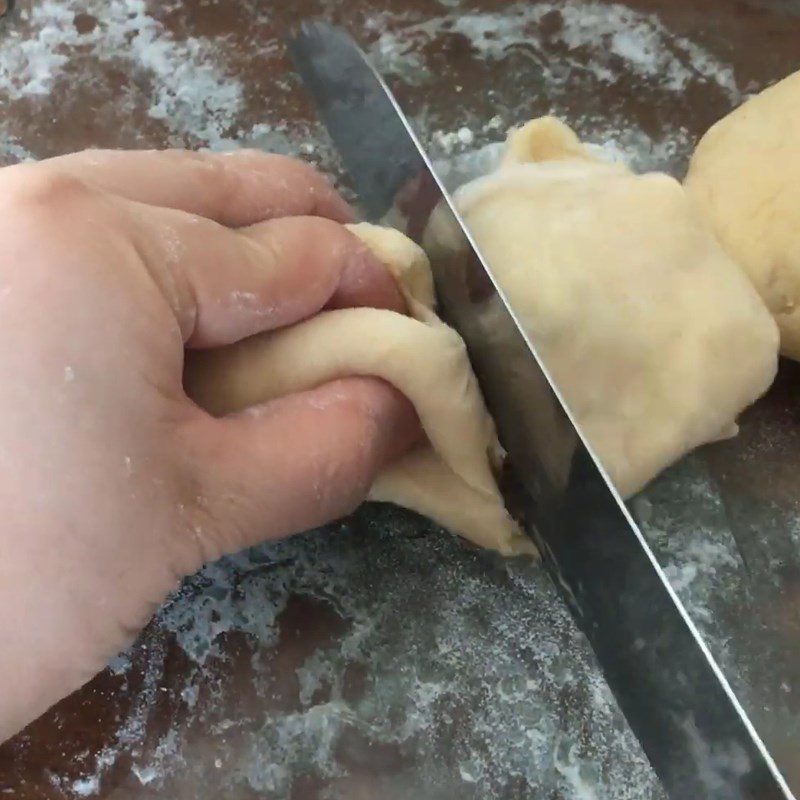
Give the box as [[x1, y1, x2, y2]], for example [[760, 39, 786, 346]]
[[0, 149, 420, 743]]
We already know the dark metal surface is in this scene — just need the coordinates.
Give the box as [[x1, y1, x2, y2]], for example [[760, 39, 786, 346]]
[[286, 22, 794, 800]]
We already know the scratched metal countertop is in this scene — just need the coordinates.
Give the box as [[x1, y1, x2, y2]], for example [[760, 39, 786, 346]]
[[0, 1, 799, 798]]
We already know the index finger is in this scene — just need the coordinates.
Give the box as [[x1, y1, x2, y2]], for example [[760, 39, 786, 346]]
[[38, 149, 355, 227]]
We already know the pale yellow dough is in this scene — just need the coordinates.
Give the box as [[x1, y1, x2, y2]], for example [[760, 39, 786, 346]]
[[450, 117, 779, 497], [185, 224, 535, 557], [684, 70, 800, 359], [186, 115, 778, 554]]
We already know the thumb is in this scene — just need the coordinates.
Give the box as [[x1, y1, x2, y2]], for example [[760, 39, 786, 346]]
[[178, 377, 420, 561]]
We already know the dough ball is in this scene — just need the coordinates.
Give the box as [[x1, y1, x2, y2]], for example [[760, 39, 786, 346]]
[[684, 71, 800, 358], [452, 117, 778, 497]]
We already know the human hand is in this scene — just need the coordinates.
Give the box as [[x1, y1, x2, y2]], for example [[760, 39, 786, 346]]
[[0, 149, 419, 741]]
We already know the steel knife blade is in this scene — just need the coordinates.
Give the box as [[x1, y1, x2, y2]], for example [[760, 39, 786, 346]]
[[286, 21, 794, 800]]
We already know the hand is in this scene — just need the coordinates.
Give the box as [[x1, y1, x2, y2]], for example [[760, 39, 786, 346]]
[[0, 149, 420, 741]]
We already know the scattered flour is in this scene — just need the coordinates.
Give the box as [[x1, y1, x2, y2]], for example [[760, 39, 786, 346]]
[[0, 0, 73, 99], [0, 136, 34, 164], [51, 518, 664, 799], [0, 0, 242, 147], [633, 456, 745, 633], [69, 776, 100, 797], [368, 0, 736, 176], [369, 1, 739, 100]]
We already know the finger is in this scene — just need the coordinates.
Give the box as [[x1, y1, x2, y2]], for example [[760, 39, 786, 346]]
[[130, 205, 405, 346], [179, 377, 421, 557], [39, 149, 355, 227]]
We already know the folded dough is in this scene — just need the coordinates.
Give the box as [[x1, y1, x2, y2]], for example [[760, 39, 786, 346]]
[[185, 223, 536, 557], [684, 69, 800, 359], [449, 116, 779, 497]]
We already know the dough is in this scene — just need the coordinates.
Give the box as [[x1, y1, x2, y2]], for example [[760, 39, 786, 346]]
[[186, 115, 777, 554], [446, 116, 778, 497], [684, 70, 800, 359], [185, 224, 536, 557]]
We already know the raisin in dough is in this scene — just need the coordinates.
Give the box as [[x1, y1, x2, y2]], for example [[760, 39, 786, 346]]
[[685, 70, 800, 359], [446, 117, 778, 497], [185, 223, 535, 557]]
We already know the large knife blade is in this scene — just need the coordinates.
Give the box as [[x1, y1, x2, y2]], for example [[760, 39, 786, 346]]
[[287, 22, 793, 800]]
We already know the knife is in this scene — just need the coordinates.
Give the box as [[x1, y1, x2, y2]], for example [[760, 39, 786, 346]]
[[286, 22, 794, 800]]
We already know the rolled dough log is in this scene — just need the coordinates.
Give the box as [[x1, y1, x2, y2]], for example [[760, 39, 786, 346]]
[[185, 224, 536, 557], [684, 70, 800, 359], [448, 117, 779, 497]]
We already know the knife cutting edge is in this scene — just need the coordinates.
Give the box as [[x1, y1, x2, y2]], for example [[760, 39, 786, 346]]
[[286, 21, 794, 800]]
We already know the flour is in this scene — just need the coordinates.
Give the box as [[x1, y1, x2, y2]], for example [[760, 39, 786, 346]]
[[370, 1, 739, 101], [0, 137, 34, 165], [0, 1, 72, 99], [0, 0, 242, 148], [50, 519, 662, 799], [69, 776, 100, 797], [370, 0, 736, 176]]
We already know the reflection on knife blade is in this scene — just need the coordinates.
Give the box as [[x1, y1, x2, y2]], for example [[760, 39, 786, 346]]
[[286, 21, 794, 800]]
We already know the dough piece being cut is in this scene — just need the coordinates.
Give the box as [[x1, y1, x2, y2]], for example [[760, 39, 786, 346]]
[[185, 224, 535, 557], [448, 116, 778, 497], [684, 70, 800, 359]]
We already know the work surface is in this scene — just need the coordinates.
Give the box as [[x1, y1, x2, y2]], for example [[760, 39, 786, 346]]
[[1, 0, 799, 797]]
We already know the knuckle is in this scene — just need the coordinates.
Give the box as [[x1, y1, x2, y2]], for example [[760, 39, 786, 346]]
[[251, 215, 347, 267], [162, 147, 206, 165], [337, 380, 384, 470], [2, 165, 92, 215], [264, 151, 312, 173], [162, 148, 227, 186], [288, 159, 337, 201], [78, 147, 112, 163], [201, 156, 245, 217], [303, 380, 385, 520], [291, 213, 346, 243], [282, 154, 322, 182], [245, 218, 286, 269], [269, 154, 333, 201]]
